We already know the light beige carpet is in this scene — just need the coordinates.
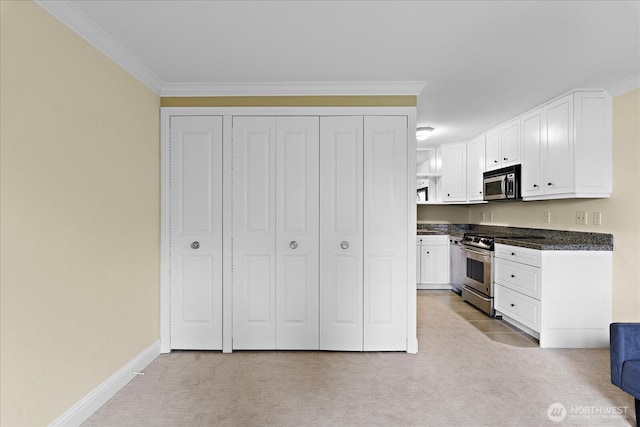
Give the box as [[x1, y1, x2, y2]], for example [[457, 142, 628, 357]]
[[83, 291, 635, 426]]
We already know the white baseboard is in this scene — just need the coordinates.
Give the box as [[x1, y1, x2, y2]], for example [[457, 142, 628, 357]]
[[417, 283, 452, 290], [49, 340, 160, 427]]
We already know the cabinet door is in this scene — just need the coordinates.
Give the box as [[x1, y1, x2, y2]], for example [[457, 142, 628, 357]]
[[544, 95, 574, 195], [319, 116, 364, 351], [466, 136, 485, 201], [420, 245, 449, 284], [170, 116, 223, 350], [275, 117, 320, 349], [416, 244, 421, 284], [441, 142, 467, 202], [521, 108, 545, 198], [363, 116, 407, 351], [501, 119, 521, 167], [485, 129, 502, 170], [232, 117, 277, 349]]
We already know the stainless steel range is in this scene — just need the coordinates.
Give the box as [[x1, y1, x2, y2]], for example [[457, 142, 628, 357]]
[[460, 233, 496, 316]]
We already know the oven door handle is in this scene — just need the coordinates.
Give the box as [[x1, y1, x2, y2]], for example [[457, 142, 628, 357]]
[[461, 247, 491, 257]]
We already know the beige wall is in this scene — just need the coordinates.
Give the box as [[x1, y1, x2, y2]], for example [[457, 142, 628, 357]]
[[0, 2, 160, 426], [418, 88, 640, 321]]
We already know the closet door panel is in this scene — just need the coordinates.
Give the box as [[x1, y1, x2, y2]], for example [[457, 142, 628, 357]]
[[275, 117, 320, 349], [319, 116, 364, 351], [232, 117, 276, 349], [169, 116, 223, 350], [363, 116, 407, 351]]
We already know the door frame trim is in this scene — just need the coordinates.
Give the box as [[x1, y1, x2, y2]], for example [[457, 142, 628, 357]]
[[160, 106, 417, 354]]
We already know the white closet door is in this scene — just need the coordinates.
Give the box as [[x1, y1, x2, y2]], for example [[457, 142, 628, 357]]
[[170, 116, 223, 350], [319, 116, 364, 351], [232, 117, 276, 349], [275, 117, 320, 349], [363, 116, 407, 351]]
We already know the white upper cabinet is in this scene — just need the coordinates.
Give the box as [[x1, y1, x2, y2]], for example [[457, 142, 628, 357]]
[[432, 89, 611, 204], [521, 107, 545, 198], [485, 119, 521, 171], [521, 91, 612, 200], [466, 135, 486, 202], [439, 142, 467, 202]]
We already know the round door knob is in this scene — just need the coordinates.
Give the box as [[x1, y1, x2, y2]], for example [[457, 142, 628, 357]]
[[493, 160, 498, 163], [511, 274, 516, 278], [511, 252, 516, 256], [547, 182, 553, 186], [191, 241, 200, 250], [290, 241, 298, 249], [533, 184, 539, 188], [511, 303, 516, 307], [503, 157, 508, 161], [340, 241, 349, 250]]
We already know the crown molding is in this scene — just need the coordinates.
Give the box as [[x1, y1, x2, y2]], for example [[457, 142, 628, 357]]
[[160, 81, 428, 97], [34, 0, 164, 94], [606, 73, 640, 97]]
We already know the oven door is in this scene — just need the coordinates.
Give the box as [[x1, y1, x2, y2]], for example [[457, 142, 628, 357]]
[[461, 246, 493, 297]]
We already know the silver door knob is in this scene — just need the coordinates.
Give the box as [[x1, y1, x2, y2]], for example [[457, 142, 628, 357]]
[[290, 241, 298, 249], [191, 241, 200, 249], [340, 241, 349, 250]]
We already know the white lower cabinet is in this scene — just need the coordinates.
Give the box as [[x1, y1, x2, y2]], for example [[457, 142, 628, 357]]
[[494, 243, 612, 348], [233, 115, 408, 351], [416, 235, 450, 289]]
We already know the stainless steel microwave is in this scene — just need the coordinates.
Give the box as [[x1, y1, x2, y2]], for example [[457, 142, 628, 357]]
[[483, 164, 521, 201]]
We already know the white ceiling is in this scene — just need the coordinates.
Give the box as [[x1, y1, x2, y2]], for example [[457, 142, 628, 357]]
[[38, 0, 639, 156]]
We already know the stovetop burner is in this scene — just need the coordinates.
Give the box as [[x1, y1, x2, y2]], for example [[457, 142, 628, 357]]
[[461, 232, 544, 250]]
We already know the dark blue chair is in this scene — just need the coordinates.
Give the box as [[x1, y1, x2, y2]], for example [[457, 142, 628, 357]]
[[610, 323, 640, 426]]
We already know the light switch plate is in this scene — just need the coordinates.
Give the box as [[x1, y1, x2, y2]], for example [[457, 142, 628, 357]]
[[593, 212, 602, 225]]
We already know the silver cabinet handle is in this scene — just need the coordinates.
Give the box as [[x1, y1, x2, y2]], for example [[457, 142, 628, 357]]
[[191, 241, 200, 250], [340, 241, 349, 250], [290, 241, 298, 249]]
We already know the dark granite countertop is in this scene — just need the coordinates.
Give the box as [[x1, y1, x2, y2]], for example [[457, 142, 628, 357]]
[[416, 224, 613, 251]]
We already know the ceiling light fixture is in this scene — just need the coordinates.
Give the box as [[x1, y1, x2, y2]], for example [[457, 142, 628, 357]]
[[416, 126, 434, 141]]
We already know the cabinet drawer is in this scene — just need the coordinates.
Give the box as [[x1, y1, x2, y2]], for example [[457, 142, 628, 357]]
[[494, 244, 541, 267], [495, 284, 540, 332], [495, 258, 541, 299], [416, 235, 448, 246]]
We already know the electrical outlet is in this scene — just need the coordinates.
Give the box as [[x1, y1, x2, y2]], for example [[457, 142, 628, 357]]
[[576, 211, 587, 225], [480, 211, 486, 221], [489, 211, 494, 222], [544, 211, 551, 224], [593, 212, 602, 226]]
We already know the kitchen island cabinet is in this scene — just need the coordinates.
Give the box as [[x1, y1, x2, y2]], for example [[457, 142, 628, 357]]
[[494, 243, 611, 348]]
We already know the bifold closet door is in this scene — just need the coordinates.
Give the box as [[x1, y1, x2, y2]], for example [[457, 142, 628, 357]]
[[319, 116, 364, 351], [169, 116, 223, 350], [233, 117, 320, 349], [275, 117, 319, 349], [363, 116, 408, 351]]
